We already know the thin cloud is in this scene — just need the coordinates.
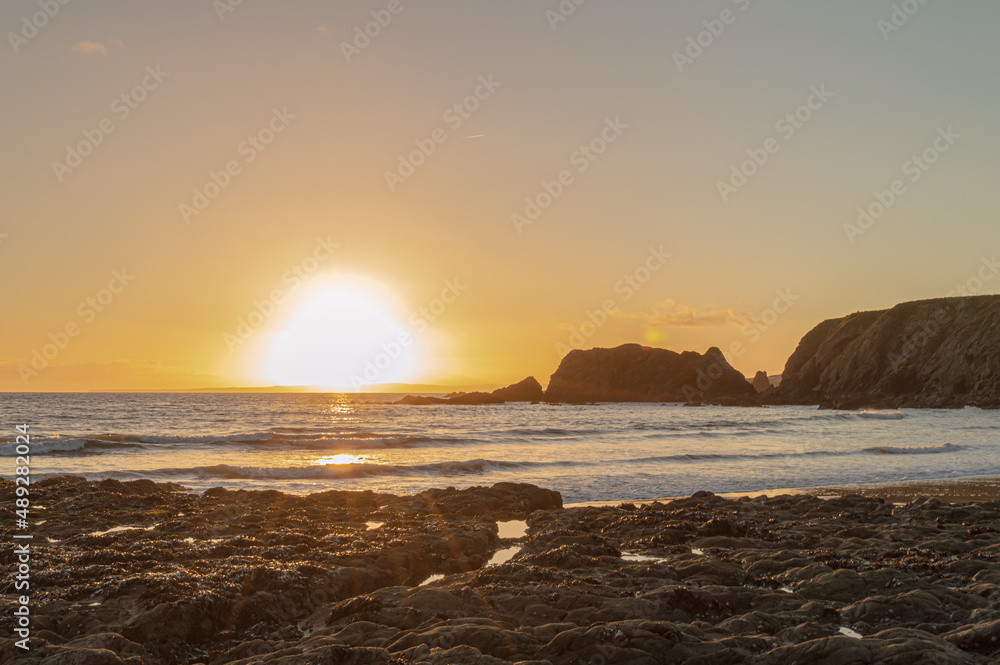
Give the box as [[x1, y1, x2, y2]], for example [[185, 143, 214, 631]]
[[72, 41, 108, 55], [614, 299, 749, 328]]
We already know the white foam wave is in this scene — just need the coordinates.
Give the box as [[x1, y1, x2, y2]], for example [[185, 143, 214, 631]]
[[859, 409, 905, 420]]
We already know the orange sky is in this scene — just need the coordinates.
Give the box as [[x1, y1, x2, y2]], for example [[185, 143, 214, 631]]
[[2, 2, 999, 392]]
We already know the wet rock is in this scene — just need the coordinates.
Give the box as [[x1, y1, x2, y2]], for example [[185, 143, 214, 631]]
[[942, 618, 1000, 655], [799, 569, 868, 602], [11, 479, 1000, 664], [672, 557, 746, 586], [763, 635, 874, 664], [0, 633, 152, 665]]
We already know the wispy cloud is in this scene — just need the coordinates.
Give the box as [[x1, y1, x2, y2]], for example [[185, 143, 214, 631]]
[[614, 299, 748, 328], [72, 41, 108, 55]]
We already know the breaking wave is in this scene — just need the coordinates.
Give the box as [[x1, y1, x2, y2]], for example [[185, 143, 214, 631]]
[[862, 443, 960, 455]]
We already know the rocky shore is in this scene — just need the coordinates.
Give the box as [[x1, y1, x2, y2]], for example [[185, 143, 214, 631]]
[[6, 477, 1000, 664]]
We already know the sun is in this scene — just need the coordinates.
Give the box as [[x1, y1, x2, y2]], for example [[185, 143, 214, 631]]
[[257, 276, 421, 390]]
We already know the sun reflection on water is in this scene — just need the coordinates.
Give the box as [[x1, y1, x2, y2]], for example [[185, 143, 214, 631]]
[[327, 395, 357, 416], [316, 454, 364, 466]]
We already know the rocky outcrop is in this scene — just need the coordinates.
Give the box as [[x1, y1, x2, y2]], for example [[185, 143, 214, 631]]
[[395, 392, 502, 405], [490, 376, 544, 402], [544, 343, 759, 404], [0, 476, 559, 664], [771, 296, 1000, 409], [8, 477, 1000, 664], [396, 377, 543, 405], [751, 371, 772, 394]]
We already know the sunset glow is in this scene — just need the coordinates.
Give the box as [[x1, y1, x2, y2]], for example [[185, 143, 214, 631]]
[[1, 2, 997, 395], [257, 278, 420, 389]]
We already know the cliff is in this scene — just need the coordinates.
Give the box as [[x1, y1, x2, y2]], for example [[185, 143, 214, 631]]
[[771, 296, 1000, 409], [543, 343, 758, 404]]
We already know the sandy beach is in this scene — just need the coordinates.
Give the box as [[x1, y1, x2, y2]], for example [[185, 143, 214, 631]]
[[567, 475, 1000, 508], [805, 476, 1000, 505]]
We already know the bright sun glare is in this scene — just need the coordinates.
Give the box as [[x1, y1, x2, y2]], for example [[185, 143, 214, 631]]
[[258, 278, 421, 389], [317, 454, 364, 466]]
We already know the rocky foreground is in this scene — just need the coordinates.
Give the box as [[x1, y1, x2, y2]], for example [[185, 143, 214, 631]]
[[6, 479, 1000, 664]]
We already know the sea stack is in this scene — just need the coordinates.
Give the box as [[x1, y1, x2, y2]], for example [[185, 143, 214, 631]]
[[544, 343, 759, 404], [752, 371, 772, 394]]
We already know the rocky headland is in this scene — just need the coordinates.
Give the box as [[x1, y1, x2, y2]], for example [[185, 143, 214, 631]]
[[771, 296, 1000, 409], [393, 295, 1000, 409], [8, 477, 1000, 664]]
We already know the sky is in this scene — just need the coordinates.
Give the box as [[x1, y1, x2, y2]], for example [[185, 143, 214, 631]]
[[2, 0, 999, 392]]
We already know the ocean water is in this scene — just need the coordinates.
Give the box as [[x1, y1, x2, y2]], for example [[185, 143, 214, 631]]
[[1, 393, 997, 503]]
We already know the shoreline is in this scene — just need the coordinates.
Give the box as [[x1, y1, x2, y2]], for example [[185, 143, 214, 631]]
[[566, 473, 1000, 508], [25, 472, 1000, 508]]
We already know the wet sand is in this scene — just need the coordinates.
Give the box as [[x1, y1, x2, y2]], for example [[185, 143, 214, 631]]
[[567, 475, 1000, 509], [805, 475, 1000, 505]]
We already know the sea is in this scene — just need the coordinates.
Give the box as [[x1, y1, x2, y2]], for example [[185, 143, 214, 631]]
[[2, 393, 997, 504]]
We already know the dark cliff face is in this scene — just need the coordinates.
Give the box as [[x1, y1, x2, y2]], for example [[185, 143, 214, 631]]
[[772, 296, 1000, 409], [544, 343, 758, 404]]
